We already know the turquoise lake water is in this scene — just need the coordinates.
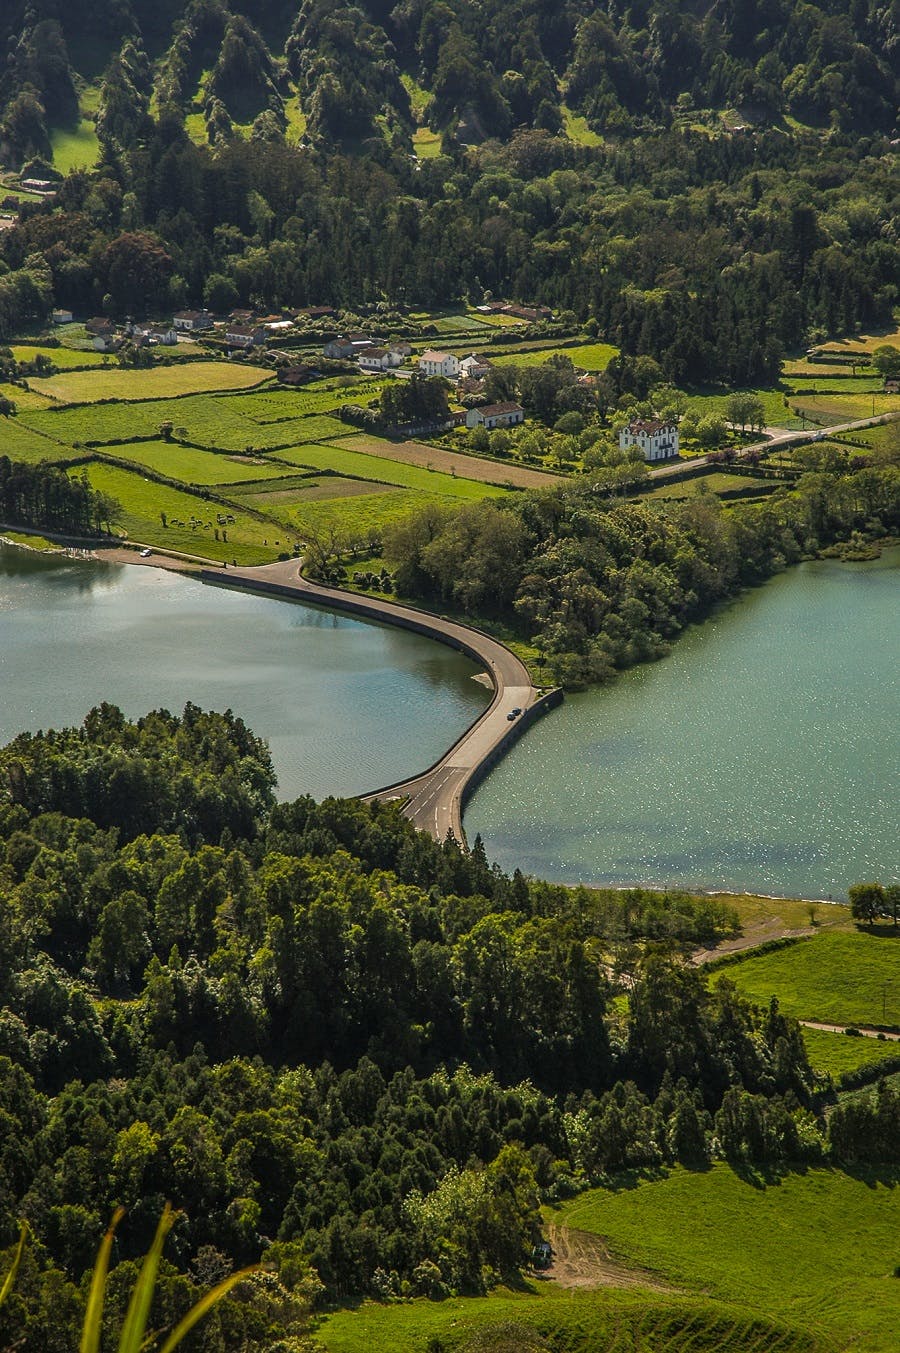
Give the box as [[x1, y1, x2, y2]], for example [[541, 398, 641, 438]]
[[465, 552, 899, 900]]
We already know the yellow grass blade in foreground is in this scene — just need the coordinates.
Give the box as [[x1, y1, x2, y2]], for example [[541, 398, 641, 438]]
[[116, 1205, 177, 1353], [0, 1221, 30, 1307], [81, 1207, 125, 1353]]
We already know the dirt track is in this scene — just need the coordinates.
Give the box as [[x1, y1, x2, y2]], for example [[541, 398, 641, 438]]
[[338, 435, 563, 489], [542, 1221, 671, 1292]]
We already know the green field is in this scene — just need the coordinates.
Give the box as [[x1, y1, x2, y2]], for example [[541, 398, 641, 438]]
[[270, 442, 506, 498], [0, 382, 56, 412], [70, 462, 283, 563], [411, 126, 443, 158], [801, 1027, 900, 1080], [558, 1165, 900, 1353], [12, 344, 108, 368], [684, 388, 796, 427], [28, 361, 271, 404], [789, 392, 898, 424], [105, 440, 296, 485], [562, 104, 604, 147], [716, 931, 900, 1026], [317, 1282, 818, 1353], [495, 341, 618, 371], [0, 418, 69, 462], [258, 487, 433, 539]]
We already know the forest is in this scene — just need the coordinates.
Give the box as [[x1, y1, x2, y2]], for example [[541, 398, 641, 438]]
[[0, 2, 897, 385], [0, 706, 897, 1348]]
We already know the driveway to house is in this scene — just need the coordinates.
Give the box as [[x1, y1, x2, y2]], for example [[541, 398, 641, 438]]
[[646, 411, 899, 481]]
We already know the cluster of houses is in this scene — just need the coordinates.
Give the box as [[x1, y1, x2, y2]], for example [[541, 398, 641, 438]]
[[83, 316, 179, 353]]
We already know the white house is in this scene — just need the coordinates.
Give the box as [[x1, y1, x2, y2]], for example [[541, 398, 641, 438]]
[[465, 402, 525, 430], [618, 418, 679, 462], [173, 309, 213, 331], [420, 349, 459, 378], [147, 324, 178, 346], [458, 353, 491, 379], [358, 347, 402, 371], [52, 308, 73, 325], [225, 324, 266, 349], [323, 336, 355, 359]]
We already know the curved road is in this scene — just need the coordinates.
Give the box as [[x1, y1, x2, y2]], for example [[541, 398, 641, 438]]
[[646, 411, 899, 482], [197, 558, 552, 843]]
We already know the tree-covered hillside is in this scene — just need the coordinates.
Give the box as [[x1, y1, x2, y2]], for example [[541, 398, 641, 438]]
[[2, 705, 897, 1348], [0, 3, 897, 384], [1, 0, 898, 161]]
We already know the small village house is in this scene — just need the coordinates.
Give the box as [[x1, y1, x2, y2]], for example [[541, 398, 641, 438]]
[[358, 347, 402, 371], [465, 402, 525, 430], [173, 309, 213, 331], [618, 418, 679, 461], [323, 336, 355, 359], [420, 349, 460, 378], [458, 353, 492, 379], [225, 324, 267, 349], [52, 308, 74, 325]]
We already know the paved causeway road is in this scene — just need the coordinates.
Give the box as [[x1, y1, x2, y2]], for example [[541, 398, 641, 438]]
[[199, 559, 555, 844]]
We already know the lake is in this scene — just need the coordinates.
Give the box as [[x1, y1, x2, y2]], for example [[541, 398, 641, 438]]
[[0, 545, 488, 801], [465, 552, 899, 900], [2, 544, 897, 900]]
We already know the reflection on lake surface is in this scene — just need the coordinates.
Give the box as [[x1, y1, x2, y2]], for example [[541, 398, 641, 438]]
[[465, 552, 899, 900], [0, 547, 489, 801]]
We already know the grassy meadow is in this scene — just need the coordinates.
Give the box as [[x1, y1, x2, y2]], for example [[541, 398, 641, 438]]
[[800, 1027, 900, 1080], [12, 344, 108, 368], [715, 931, 900, 1027], [317, 1282, 819, 1353], [71, 461, 285, 563], [28, 360, 271, 403], [104, 440, 296, 484], [557, 1165, 900, 1353]]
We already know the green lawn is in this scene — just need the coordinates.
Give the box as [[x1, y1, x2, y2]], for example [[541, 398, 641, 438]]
[[317, 1282, 817, 1353], [801, 1027, 900, 1080], [716, 931, 900, 1026], [558, 1165, 900, 1353], [28, 361, 272, 404], [70, 462, 283, 564]]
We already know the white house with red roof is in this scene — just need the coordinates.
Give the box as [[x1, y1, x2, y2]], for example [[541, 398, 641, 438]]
[[618, 418, 679, 462]]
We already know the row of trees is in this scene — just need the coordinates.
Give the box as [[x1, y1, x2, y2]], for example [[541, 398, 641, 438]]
[[0, 457, 118, 537]]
